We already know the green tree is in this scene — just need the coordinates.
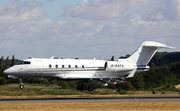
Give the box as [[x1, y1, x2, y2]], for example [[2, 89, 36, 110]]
[[5, 56, 9, 67], [12, 55, 16, 66], [117, 81, 134, 91], [28, 77, 42, 84], [51, 79, 59, 85], [119, 54, 130, 59], [68, 81, 77, 88], [0, 56, 4, 66], [43, 78, 49, 84], [0, 77, 6, 85], [111, 55, 114, 61], [131, 73, 144, 90], [58, 80, 69, 89], [0, 56, 4, 77]]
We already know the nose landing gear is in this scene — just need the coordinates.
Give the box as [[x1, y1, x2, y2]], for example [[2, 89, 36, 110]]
[[19, 77, 24, 89], [19, 84, 24, 89]]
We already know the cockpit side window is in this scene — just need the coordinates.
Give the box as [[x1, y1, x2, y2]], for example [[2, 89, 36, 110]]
[[16, 61, 31, 65], [24, 61, 31, 64]]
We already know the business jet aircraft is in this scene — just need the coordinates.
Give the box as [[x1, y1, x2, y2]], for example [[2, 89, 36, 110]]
[[3, 41, 174, 91]]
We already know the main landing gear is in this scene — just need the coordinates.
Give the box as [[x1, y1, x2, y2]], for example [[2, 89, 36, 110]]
[[81, 85, 87, 90], [81, 85, 94, 91], [19, 77, 24, 89], [88, 86, 94, 91], [80, 81, 94, 91]]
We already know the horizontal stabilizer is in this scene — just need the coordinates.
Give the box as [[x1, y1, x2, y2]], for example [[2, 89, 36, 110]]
[[143, 45, 175, 49]]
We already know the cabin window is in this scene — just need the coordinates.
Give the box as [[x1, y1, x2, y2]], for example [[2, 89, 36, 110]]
[[55, 65, 58, 68], [75, 65, 78, 68], [68, 65, 71, 68], [62, 65, 64, 68], [82, 65, 84, 68], [49, 64, 52, 68]]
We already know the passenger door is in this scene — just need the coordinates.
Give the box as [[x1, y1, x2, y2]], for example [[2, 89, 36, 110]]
[[35, 60, 42, 77]]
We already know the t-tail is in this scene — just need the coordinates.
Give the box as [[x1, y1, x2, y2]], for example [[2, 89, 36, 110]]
[[118, 41, 175, 78]]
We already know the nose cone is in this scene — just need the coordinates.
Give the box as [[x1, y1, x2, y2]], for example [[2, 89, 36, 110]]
[[3, 69, 9, 75]]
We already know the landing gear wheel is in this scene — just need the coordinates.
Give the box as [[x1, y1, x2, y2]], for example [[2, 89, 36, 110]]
[[88, 86, 94, 91], [19, 85, 24, 89], [81, 85, 87, 90], [19, 77, 24, 89]]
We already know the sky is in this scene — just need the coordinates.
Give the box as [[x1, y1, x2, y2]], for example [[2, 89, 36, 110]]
[[0, 0, 179, 60]]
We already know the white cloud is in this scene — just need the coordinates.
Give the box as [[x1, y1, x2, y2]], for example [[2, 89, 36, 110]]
[[62, 0, 132, 20], [95, 25, 103, 32], [0, 0, 43, 25], [62, 0, 180, 21], [131, 15, 157, 25], [143, 0, 180, 21], [0, 0, 179, 60]]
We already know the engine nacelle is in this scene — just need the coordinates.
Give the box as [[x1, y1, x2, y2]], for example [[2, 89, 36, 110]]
[[104, 61, 134, 72]]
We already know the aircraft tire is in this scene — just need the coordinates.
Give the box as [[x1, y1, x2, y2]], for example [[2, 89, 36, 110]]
[[19, 85, 24, 89], [88, 86, 94, 91], [81, 85, 87, 90]]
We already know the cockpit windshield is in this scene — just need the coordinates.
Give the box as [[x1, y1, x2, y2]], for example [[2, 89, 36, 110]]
[[16, 61, 31, 65]]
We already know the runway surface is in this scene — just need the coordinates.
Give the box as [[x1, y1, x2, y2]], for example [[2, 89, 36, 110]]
[[0, 96, 180, 103]]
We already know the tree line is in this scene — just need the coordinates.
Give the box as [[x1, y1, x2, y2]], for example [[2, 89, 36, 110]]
[[0, 52, 180, 92]]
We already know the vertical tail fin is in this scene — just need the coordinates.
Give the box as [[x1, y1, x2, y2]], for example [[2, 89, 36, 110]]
[[118, 41, 174, 65]]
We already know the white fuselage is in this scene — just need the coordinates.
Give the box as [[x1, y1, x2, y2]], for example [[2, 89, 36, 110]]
[[4, 58, 144, 80], [3, 41, 173, 88]]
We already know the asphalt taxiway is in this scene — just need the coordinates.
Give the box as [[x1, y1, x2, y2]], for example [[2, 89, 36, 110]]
[[0, 96, 180, 103]]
